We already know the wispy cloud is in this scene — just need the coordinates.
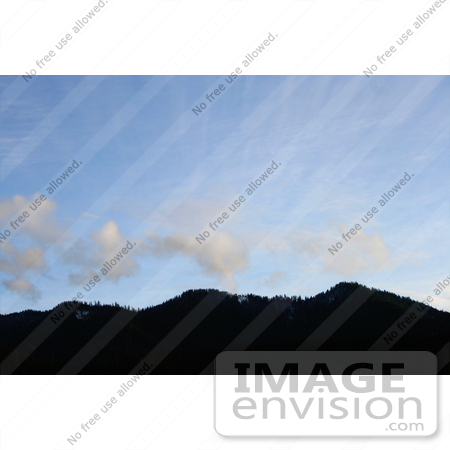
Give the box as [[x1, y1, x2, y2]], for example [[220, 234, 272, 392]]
[[81, 211, 101, 219], [265, 270, 288, 287]]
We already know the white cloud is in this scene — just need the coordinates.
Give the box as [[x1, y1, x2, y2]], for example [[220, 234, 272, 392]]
[[0, 241, 47, 275], [142, 230, 249, 292], [0, 241, 47, 301], [64, 220, 140, 283], [0, 193, 63, 245], [92, 221, 139, 280], [0, 193, 63, 301], [2, 277, 40, 301]]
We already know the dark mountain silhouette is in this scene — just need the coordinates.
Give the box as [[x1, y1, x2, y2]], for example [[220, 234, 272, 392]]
[[1, 282, 449, 374]]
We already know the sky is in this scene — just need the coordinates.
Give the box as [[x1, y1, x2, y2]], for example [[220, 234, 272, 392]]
[[0, 75, 449, 314]]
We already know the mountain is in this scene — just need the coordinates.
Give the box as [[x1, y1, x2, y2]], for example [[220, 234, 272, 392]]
[[1, 282, 449, 374]]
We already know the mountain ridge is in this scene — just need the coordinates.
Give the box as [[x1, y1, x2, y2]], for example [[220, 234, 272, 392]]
[[1, 282, 449, 374]]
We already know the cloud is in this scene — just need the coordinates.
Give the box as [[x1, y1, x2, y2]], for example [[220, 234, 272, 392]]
[[92, 221, 140, 280], [64, 220, 140, 283], [0, 193, 64, 245], [67, 268, 99, 286], [0, 241, 47, 275], [324, 227, 392, 276], [265, 226, 392, 277], [142, 230, 249, 292], [2, 278, 41, 301], [62, 238, 97, 268], [0, 241, 47, 301], [265, 270, 288, 287]]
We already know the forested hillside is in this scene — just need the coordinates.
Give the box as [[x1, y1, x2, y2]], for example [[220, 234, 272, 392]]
[[1, 282, 449, 374]]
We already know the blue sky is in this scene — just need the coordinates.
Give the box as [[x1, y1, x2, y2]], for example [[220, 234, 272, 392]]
[[0, 75, 449, 314]]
